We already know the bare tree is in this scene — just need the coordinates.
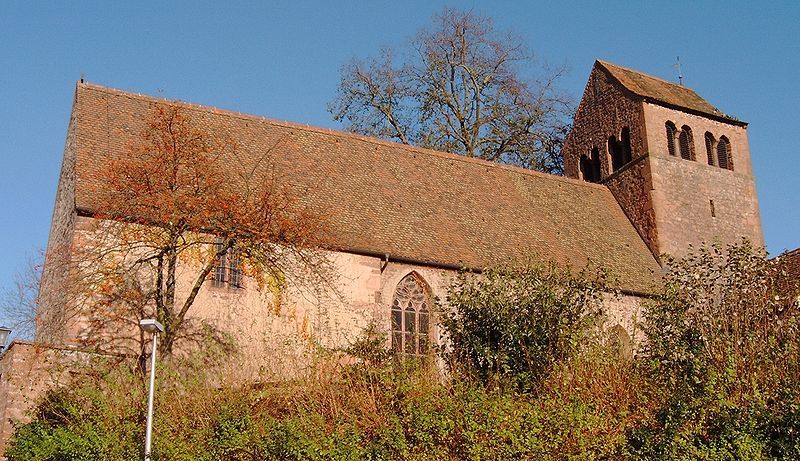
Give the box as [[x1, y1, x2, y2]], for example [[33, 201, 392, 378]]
[[330, 8, 573, 174], [0, 253, 43, 341]]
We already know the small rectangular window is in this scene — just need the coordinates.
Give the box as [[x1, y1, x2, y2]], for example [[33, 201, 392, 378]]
[[211, 239, 243, 289], [710, 199, 716, 218]]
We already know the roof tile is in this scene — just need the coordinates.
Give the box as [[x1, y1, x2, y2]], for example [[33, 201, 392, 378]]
[[597, 60, 743, 124], [71, 83, 662, 293]]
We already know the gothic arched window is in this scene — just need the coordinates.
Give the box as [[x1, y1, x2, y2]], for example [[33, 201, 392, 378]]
[[717, 136, 733, 170], [679, 125, 695, 160], [704, 132, 716, 166], [665, 121, 678, 156], [391, 273, 432, 357]]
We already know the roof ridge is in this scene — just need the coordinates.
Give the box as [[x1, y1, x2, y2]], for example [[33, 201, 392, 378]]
[[596, 59, 692, 93], [594, 60, 742, 125], [777, 247, 800, 258], [77, 82, 609, 192]]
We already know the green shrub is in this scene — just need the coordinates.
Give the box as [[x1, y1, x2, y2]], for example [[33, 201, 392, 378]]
[[633, 240, 800, 460], [438, 259, 607, 392], [9, 246, 799, 460]]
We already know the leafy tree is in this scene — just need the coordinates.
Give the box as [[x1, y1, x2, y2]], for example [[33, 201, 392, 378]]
[[438, 260, 607, 391], [43, 104, 332, 357], [644, 241, 799, 397], [329, 8, 573, 174]]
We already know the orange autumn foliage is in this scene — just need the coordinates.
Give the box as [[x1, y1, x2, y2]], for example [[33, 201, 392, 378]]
[[74, 104, 331, 356]]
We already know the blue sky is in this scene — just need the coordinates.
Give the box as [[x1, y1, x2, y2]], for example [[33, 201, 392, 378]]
[[2, 1, 799, 318]]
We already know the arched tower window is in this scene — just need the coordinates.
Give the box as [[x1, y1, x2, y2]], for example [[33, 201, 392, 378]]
[[579, 147, 602, 183], [679, 125, 695, 160], [665, 121, 678, 156], [579, 154, 590, 181], [717, 136, 733, 170], [621, 127, 633, 165], [608, 135, 623, 172], [591, 147, 602, 182], [391, 273, 432, 357], [704, 132, 716, 166]]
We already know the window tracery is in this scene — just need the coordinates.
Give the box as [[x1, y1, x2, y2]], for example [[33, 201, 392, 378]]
[[391, 273, 431, 357]]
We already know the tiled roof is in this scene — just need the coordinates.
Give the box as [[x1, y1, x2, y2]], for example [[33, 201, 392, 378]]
[[597, 60, 744, 125], [70, 83, 662, 294]]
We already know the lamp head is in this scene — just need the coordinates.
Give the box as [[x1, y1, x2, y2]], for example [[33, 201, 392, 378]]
[[139, 319, 165, 334], [0, 326, 10, 349]]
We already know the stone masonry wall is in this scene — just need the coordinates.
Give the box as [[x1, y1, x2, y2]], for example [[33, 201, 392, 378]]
[[37, 95, 79, 343], [0, 342, 98, 456], [59, 219, 386, 380], [604, 157, 659, 258], [48, 216, 647, 377], [563, 66, 646, 180], [642, 103, 763, 257], [648, 155, 763, 258], [51, 221, 456, 380], [562, 66, 660, 257]]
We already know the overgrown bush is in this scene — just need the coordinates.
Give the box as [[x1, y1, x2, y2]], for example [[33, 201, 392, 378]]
[[8, 245, 800, 460], [7, 354, 643, 460], [439, 260, 607, 392], [633, 240, 800, 460]]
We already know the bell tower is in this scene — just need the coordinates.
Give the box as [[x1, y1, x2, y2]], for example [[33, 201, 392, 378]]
[[562, 60, 763, 259]]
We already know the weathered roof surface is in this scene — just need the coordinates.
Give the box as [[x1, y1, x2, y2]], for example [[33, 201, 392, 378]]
[[70, 83, 662, 293], [597, 60, 744, 125]]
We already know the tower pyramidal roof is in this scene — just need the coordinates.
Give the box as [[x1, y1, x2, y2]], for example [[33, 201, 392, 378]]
[[596, 60, 745, 125]]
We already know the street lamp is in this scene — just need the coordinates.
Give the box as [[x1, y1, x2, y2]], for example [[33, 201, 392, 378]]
[[139, 318, 164, 461], [0, 326, 11, 351]]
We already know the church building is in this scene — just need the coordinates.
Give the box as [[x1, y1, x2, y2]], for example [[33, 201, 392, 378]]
[[0, 60, 765, 450]]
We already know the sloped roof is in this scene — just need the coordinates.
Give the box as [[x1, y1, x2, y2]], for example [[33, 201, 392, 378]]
[[597, 60, 744, 125], [69, 83, 662, 293]]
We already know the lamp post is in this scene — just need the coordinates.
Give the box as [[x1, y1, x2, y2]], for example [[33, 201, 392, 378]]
[[0, 326, 11, 351], [139, 318, 164, 461]]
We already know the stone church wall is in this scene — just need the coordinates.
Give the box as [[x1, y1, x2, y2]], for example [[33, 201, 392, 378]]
[[563, 66, 646, 180], [642, 103, 763, 257], [42, 214, 647, 380], [604, 157, 659, 258], [0, 342, 100, 455], [37, 101, 79, 344]]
